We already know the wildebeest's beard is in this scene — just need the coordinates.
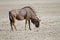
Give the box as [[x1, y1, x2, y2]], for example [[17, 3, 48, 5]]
[[31, 19, 40, 28]]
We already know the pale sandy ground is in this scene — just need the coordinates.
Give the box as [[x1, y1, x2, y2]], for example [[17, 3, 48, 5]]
[[0, 0, 60, 40]]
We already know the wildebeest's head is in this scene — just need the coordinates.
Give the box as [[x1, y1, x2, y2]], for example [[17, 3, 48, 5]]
[[31, 17, 41, 28]]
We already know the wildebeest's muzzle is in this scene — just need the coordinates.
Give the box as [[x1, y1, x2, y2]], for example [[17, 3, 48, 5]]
[[35, 21, 39, 28]]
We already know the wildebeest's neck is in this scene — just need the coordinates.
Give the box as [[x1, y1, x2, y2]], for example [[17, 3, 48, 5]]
[[31, 13, 37, 20]]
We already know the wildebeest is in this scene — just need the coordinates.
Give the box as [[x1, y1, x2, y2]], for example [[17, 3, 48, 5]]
[[9, 6, 41, 31]]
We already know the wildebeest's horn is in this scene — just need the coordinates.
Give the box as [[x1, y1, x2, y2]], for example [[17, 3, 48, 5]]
[[38, 16, 41, 22], [36, 16, 41, 22]]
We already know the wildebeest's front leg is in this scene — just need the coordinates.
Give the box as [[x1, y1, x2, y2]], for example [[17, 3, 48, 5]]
[[28, 19, 31, 30], [25, 19, 27, 30]]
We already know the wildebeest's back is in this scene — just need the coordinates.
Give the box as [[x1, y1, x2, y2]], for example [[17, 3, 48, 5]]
[[9, 6, 37, 20]]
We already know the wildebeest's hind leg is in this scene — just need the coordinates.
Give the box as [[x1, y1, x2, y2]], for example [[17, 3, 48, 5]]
[[12, 17, 17, 31], [9, 13, 13, 30], [10, 20, 13, 31], [9, 17, 13, 30]]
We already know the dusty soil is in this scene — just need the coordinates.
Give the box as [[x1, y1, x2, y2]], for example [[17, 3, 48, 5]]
[[0, 0, 60, 40]]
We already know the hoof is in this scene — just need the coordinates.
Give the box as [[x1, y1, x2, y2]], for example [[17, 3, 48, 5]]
[[29, 29, 31, 30], [25, 28, 26, 30]]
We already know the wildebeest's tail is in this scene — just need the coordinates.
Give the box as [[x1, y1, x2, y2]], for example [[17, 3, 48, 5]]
[[9, 11, 13, 22]]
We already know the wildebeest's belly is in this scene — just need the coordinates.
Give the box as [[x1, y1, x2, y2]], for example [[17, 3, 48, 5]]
[[16, 15, 25, 20]]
